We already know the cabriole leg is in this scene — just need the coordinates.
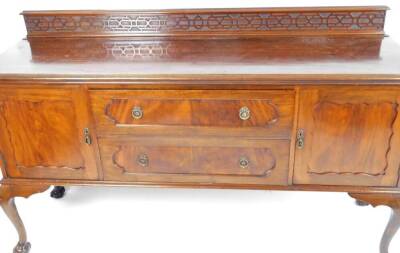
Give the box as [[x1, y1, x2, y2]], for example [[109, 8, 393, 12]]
[[0, 184, 50, 253], [380, 206, 400, 253], [349, 193, 400, 253], [0, 198, 30, 253]]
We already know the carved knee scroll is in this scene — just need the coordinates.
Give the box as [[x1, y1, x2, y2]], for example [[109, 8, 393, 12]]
[[0, 184, 49, 253], [349, 193, 400, 253]]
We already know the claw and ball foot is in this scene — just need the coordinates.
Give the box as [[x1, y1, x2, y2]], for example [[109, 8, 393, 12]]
[[1, 198, 31, 253], [349, 193, 400, 253], [13, 242, 31, 253], [0, 184, 50, 253], [50, 186, 66, 199]]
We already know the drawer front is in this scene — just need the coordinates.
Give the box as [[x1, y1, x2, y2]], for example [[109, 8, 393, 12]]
[[90, 90, 294, 138], [99, 137, 290, 185]]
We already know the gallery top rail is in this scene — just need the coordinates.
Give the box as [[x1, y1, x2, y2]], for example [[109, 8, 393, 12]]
[[22, 6, 388, 38]]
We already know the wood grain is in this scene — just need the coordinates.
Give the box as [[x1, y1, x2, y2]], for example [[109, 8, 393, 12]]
[[1, 99, 85, 171], [28, 36, 383, 62], [1, 5, 400, 253], [91, 90, 294, 138], [0, 183, 50, 201], [0, 87, 100, 180], [22, 7, 387, 38], [5, 36, 400, 80], [294, 88, 400, 186], [105, 98, 279, 127], [99, 137, 290, 185], [112, 145, 276, 176], [308, 101, 397, 176]]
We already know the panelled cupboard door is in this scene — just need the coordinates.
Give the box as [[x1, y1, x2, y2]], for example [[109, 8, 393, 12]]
[[294, 88, 400, 187], [0, 87, 99, 180]]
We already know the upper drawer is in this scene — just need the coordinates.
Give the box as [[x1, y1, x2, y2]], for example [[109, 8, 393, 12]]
[[90, 90, 294, 138]]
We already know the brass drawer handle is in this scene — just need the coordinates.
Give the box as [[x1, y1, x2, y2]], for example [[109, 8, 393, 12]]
[[137, 154, 149, 167], [132, 106, 143, 119], [239, 106, 250, 121], [239, 156, 250, 169]]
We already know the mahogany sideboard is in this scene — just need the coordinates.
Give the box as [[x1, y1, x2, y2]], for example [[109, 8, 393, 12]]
[[1, 6, 400, 253]]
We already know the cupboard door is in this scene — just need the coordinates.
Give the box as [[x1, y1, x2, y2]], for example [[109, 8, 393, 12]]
[[0, 87, 99, 180], [294, 88, 400, 187]]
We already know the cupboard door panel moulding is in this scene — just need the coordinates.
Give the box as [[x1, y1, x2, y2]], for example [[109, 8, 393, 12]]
[[293, 88, 400, 187], [0, 87, 100, 180]]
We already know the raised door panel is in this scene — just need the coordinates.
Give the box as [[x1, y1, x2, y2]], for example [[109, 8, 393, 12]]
[[293, 88, 400, 186], [0, 87, 99, 180]]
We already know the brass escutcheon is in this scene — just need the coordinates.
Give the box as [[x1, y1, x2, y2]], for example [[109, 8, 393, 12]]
[[296, 129, 305, 149], [83, 128, 92, 145]]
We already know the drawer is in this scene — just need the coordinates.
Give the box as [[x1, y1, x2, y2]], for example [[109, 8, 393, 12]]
[[99, 137, 290, 185], [90, 90, 294, 138]]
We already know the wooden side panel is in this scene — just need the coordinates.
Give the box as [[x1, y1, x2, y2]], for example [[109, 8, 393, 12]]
[[100, 137, 290, 185], [294, 88, 400, 186], [0, 87, 99, 180], [90, 90, 294, 138]]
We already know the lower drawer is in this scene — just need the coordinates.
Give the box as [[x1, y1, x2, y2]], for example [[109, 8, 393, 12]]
[[99, 137, 290, 185]]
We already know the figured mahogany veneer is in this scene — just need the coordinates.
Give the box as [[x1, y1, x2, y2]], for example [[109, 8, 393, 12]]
[[2, 6, 400, 253], [0, 87, 100, 180], [105, 98, 280, 127], [294, 89, 400, 187], [91, 90, 294, 138], [100, 137, 289, 185]]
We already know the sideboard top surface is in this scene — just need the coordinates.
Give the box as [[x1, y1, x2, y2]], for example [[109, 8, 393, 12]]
[[0, 37, 400, 81]]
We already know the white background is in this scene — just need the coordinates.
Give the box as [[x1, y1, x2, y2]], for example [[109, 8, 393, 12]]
[[0, 1, 400, 253]]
